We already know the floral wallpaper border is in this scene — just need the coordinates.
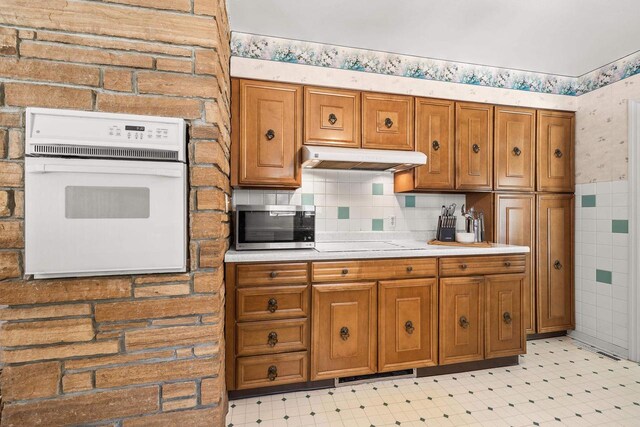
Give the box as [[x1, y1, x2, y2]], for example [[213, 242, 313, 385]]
[[231, 32, 640, 96]]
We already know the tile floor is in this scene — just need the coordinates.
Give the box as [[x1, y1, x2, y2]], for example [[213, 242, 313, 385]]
[[227, 337, 640, 426]]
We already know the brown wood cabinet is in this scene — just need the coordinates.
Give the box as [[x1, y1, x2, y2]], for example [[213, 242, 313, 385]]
[[232, 79, 302, 188], [439, 276, 484, 365], [394, 98, 455, 192], [236, 352, 308, 390], [537, 194, 574, 333], [494, 194, 536, 334], [362, 92, 414, 150], [378, 278, 438, 372], [455, 102, 494, 191], [494, 107, 535, 191], [311, 282, 377, 380], [312, 258, 437, 283], [304, 86, 360, 148], [537, 110, 574, 192], [485, 274, 526, 359]]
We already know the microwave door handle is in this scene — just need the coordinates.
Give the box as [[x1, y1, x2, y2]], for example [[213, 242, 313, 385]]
[[26, 164, 182, 178], [269, 211, 296, 217]]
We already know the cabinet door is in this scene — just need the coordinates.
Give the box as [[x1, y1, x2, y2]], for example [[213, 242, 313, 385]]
[[362, 92, 414, 150], [494, 107, 535, 191], [494, 194, 536, 334], [439, 277, 484, 365], [485, 274, 526, 359], [304, 86, 360, 148], [311, 282, 377, 380], [455, 102, 493, 190], [414, 98, 455, 190], [537, 194, 574, 332], [238, 80, 302, 187], [378, 278, 438, 372], [537, 110, 574, 192]]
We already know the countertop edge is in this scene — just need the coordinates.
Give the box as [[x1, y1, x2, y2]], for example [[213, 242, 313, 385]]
[[224, 245, 530, 263]]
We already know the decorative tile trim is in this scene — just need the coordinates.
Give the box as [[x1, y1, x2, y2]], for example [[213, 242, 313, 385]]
[[231, 32, 640, 96]]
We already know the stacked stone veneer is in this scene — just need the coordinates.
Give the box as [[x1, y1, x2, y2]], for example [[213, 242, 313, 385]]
[[0, 1, 230, 425]]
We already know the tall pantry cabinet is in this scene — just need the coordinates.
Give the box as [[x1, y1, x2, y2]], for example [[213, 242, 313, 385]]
[[493, 110, 574, 334]]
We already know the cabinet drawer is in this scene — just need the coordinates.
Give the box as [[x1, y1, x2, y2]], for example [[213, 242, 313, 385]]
[[312, 258, 437, 282], [237, 285, 309, 321], [237, 319, 308, 356], [236, 263, 309, 287], [236, 351, 308, 390], [439, 255, 525, 277]]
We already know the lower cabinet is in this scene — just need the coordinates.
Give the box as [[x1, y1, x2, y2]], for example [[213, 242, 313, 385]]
[[378, 278, 438, 372], [439, 277, 484, 365], [485, 274, 526, 359], [227, 256, 528, 393], [311, 282, 377, 381]]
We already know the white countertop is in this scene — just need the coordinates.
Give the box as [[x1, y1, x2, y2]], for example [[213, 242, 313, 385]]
[[224, 240, 530, 263]]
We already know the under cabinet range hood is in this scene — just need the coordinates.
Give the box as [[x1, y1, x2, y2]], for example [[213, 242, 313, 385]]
[[301, 146, 427, 172]]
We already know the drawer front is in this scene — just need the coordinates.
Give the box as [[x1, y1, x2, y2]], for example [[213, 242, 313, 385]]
[[236, 351, 308, 390], [236, 263, 309, 287], [312, 258, 437, 283], [237, 285, 309, 321], [439, 255, 525, 277], [237, 319, 308, 356]]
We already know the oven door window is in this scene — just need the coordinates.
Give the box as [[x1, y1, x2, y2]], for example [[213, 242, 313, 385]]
[[238, 211, 314, 243], [65, 186, 150, 219]]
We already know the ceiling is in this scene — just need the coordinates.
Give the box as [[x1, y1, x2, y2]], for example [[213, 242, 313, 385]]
[[228, 0, 640, 77]]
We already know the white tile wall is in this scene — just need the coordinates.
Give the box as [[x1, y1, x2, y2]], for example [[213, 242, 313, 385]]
[[232, 169, 466, 241], [574, 180, 629, 352]]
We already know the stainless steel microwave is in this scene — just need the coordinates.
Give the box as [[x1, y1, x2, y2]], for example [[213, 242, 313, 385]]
[[234, 205, 315, 250]]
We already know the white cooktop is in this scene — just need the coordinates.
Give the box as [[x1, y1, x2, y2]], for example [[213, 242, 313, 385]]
[[315, 240, 435, 253]]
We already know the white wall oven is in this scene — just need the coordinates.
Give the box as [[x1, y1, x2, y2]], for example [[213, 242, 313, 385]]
[[25, 108, 187, 279]]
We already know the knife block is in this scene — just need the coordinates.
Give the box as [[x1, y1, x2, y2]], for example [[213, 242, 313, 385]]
[[436, 216, 456, 242]]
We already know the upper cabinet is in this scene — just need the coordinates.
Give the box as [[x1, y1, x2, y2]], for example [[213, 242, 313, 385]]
[[304, 86, 360, 148], [455, 102, 494, 191], [232, 79, 302, 188], [537, 110, 574, 192], [362, 92, 414, 151], [494, 107, 535, 192]]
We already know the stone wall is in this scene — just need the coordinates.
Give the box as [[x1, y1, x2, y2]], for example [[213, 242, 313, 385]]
[[0, 1, 230, 425]]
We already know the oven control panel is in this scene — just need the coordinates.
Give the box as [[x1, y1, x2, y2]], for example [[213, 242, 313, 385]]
[[25, 108, 186, 161], [108, 125, 171, 141]]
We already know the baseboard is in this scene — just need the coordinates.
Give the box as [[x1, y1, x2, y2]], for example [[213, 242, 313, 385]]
[[568, 330, 629, 359]]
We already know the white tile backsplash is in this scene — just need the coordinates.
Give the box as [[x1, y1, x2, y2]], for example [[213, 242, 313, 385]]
[[232, 169, 466, 241]]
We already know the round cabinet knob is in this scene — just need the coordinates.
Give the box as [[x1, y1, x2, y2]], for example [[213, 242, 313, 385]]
[[554, 148, 563, 158], [340, 326, 350, 341], [267, 365, 278, 381], [384, 117, 394, 128], [269, 271, 278, 279], [265, 129, 275, 140], [432, 140, 440, 151], [472, 144, 480, 154], [513, 146, 522, 156], [267, 298, 278, 313], [341, 268, 349, 275], [554, 260, 563, 270], [328, 113, 338, 125], [267, 331, 278, 347], [405, 320, 415, 334], [406, 266, 413, 273], [459, 316, 470, 329], [503, 312, 512, 324], [504, 261, 511, 267], [460, 264, 468, 270]]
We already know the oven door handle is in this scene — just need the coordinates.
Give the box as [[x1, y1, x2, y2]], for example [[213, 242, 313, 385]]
[[26, 164, 182, 178], [269, 211, 296, 217]]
